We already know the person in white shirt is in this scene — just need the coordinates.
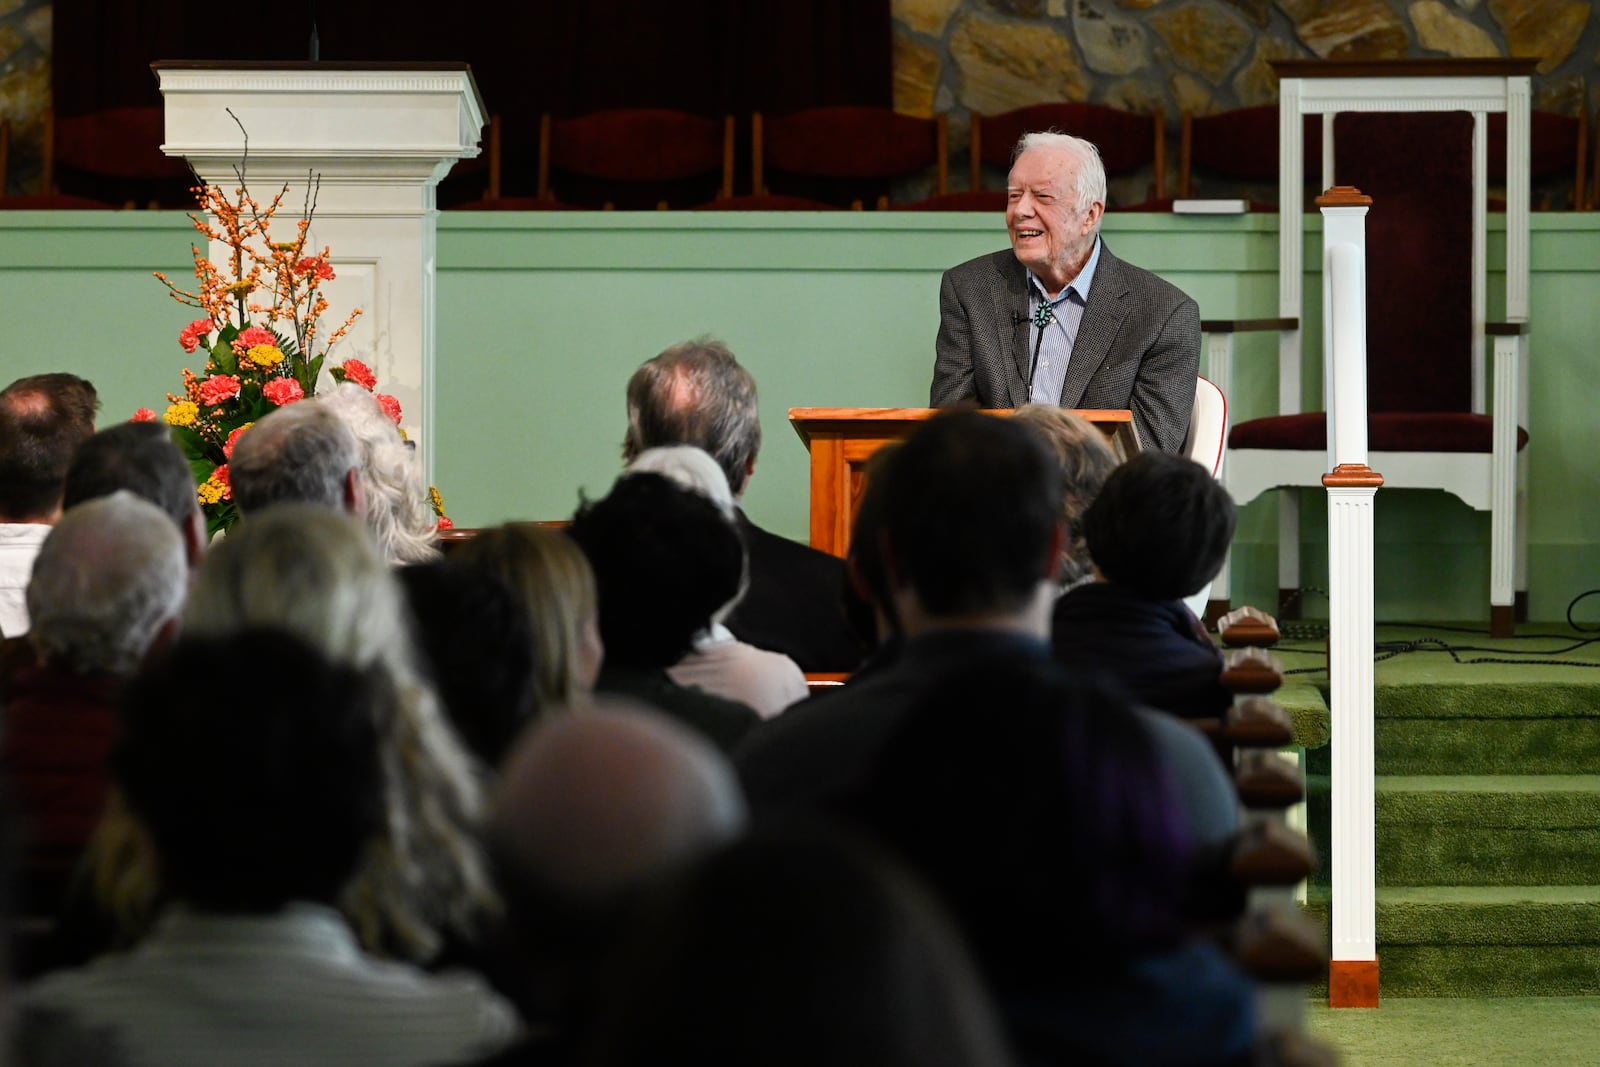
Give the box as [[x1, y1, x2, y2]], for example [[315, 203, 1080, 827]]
[[0, 373, 98, 637]]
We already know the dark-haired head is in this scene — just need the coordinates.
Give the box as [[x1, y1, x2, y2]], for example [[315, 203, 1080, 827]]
[[63, 421, 198, 531], [398, 559, 541, 767], [567, 472, 743, 669], [115, 627, 387, 912], [0, 373, 99, 520], [881, 412, 1062, 617], [1084, 451, 1235, 599], [587, 823, 1014, 1067], [841, 659, 1192, 987]]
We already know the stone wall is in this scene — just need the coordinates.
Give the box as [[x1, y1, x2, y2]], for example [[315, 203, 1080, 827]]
[[0, 0, 47, 195], [895, 0, 1597, 195]]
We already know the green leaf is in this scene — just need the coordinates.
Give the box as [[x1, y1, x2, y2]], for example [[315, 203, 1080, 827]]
[[305, 353, 326, 396], [210, 332, 239, 375]]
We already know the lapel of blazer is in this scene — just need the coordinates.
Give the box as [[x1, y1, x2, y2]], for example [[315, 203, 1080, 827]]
[[1058, 240, 1129, 408], [989, 253, 1033, 408]]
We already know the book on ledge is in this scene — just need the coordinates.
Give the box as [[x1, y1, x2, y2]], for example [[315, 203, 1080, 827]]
[[1172, 198, 1249, 215]]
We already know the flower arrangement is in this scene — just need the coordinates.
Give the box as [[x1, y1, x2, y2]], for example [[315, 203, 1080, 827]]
[[146, 149, 449, 535]]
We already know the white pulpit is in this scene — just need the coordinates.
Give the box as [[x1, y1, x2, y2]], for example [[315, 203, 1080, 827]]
[[152, 61, 487, 483]]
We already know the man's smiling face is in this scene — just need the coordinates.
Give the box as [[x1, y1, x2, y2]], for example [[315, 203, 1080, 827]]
[[1006, 144, 1103, 295]]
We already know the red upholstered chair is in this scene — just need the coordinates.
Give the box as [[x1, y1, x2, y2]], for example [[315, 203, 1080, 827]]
[[1219, 107, 1530, 634], [751, 106, 948, 210], [50, 107, 196, 209], [1486, 109, 1587, 211], [1179, 106, 1324, 210], [970, 102, 1167, 211], [536, 109, 734, 210]]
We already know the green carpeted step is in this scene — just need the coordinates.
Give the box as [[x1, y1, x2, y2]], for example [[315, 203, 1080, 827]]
[[1303, 886, 1600, 996], [1305, 775, 1600, 886]]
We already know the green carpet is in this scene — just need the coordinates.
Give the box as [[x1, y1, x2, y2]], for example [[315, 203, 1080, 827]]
[[1269, 623, 1600, 997], [1305, 996, 1600, 1065]]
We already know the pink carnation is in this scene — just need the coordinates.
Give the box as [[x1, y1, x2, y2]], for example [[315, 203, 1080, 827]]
[[223, 424, 253, 459], [178, 318, 214, 353], [376, 393, 402, 424], [296, 256, 336, 281], [213, 463, 232, 500], [437, 516, 454, 531], [197, 374, 242, 406], [234, 326, 277, 352], [340, 359, 378, 391], [131, 407, 157, 422], [262, 378, 305, 406]]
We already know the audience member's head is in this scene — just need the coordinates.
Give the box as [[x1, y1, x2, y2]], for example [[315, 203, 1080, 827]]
[[624, 444, 748, 627], [398, 559, 541, 768], [26, 492, 186, 676], [622, 338, 762, 497], [880, 412, 1061, 625], [1085, 451, 1236, 599], [587, 826, 1013, 1067], [843, 661, 1192, 990], [567, 472, 744, 670], [491, 699, 746, 1022], [178, 505, 494, 960], [62, 421, 206, 567], [115, 628, 386, 912], [493, 700, 746, 901], [0, 373, 99, 522], [227, 399, 362, 518], [318, 383, 439, 565], [455, 524, 603, 708], [1010, 405, 1119, 588]]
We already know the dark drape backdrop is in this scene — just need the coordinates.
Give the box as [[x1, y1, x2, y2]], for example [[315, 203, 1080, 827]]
[[52, 0, 891, 198]]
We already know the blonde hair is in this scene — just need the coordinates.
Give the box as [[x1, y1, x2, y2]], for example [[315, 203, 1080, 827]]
[[457, 523, 600, 708], [1010, 406, 1119, 587], [88, 505, 496, 962]]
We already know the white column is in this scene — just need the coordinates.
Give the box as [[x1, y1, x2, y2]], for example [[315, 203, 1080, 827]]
[[154, 64, 486, 486]]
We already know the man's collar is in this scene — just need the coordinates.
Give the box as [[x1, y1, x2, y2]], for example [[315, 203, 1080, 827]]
[[1028, 235, 1102, 304]]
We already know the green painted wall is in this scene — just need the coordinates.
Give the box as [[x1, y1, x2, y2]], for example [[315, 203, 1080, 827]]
[[2, 209, 1596, 624]]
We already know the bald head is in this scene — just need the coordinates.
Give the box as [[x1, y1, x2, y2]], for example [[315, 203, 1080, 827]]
[[492, 699, 746, 898]]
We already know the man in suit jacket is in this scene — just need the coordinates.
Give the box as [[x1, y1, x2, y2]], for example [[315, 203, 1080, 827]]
[[931, 132, 1199, 454], [622, 339, 865, 673]]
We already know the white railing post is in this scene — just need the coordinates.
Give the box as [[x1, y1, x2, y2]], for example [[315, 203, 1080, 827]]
[[1318, 186, 1383, 1008]]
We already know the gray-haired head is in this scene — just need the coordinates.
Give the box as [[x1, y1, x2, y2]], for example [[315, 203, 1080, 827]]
[[63, 422, 204, 564], [228, 400, 361, 517], [27, 491, 187, 675], [1013, 131, 1107, 224], [316, 383, 439, 565], [622, 338, 762, 497], [491, 698, 747, 899]]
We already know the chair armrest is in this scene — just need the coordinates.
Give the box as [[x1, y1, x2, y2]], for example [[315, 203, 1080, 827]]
[[1200, 317, 1299, 334]]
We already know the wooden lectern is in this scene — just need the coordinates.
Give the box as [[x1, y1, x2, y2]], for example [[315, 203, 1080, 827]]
[[789, 407, 1137, 557]]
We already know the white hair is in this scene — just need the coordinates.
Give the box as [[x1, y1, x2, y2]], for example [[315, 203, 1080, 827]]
[[1013, 131, 1107, 221], [27, 491, 186, 674], [625, 445, 736, 517], [317, 382, 440, 566], [182, 504, 495, 959]]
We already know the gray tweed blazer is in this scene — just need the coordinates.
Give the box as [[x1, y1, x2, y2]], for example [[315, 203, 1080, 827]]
[[930, 242, 1200, 454]]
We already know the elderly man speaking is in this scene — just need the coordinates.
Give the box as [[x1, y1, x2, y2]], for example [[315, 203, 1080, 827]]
[[930, 132, 1199, 454]]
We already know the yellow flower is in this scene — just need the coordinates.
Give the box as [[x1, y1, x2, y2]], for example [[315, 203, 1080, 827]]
[[197, 478, 226, 505], [163, 401, 199, 427], [246, 344, 285, 368], [429, 486, 445, 516], [227, 280, 253, 297]]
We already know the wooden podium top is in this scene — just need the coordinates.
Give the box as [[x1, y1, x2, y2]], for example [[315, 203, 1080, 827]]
[[787, 406, 1137, 557]]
